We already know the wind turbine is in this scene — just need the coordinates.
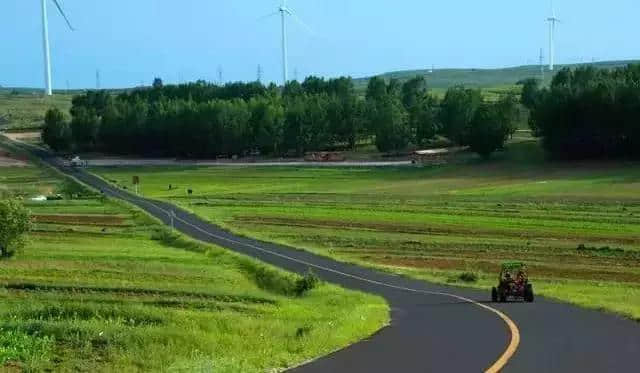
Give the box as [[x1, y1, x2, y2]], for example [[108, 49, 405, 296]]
[[260, 0, 315, 85], [41, 0, 74, 96], [547, 1, 560, 71]]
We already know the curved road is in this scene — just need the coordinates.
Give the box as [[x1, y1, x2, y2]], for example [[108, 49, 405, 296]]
[[29, 147, 640, 372]]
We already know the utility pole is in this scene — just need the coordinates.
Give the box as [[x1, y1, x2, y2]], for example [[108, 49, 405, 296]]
[[217, 66, 223, 85], [96, 69, 101, 90], [257, 64, 263, 82]]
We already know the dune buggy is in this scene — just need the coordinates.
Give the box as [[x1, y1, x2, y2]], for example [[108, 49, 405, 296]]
[[491, 262, 534, 303]]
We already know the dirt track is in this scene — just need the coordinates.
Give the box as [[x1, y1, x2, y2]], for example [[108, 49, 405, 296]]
[[82, 158, 413, 167]]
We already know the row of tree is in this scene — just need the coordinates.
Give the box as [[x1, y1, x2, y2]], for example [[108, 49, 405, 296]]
[[523, 64, 640, 159], [44, 76, 519, 158]]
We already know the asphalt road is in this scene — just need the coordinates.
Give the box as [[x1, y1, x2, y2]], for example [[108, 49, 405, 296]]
[[29, 147, 640, 372]]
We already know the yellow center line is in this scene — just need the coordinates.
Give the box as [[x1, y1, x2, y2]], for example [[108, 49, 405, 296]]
[[85, 173, 522, 372]]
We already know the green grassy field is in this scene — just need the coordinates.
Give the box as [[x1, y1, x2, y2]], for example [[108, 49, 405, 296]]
[[0, 93, 73, 131], [95, 141, 640, 321], [0, 156, 388, 371]]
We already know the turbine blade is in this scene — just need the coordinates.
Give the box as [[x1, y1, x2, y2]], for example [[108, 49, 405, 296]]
[[51, 0, 75, 30], [257, 11, 279, 22], [287, 10, 316, 36]]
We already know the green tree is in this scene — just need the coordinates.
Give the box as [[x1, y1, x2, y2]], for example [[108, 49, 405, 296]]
[[71, 106, 101, 150], [439, 86, 482, 145], [249, 97, 285, 155], [413, 95, 440, 146], [467, 96, 518, 158], [42, 108, 72, 152], [0, 200, 32, 258], [401, 76, 427, 109], [153, 77, 164, 89], [372, 95, 410, 152], [366, 76, 387, 102], [520, 78, 541, 110]]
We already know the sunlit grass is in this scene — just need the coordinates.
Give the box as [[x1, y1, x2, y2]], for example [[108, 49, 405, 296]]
[[0, 163, 389, 371], [95, 142, 640, 321]]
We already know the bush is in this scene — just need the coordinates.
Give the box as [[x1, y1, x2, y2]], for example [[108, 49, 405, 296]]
[[458, 272, 479, 283], [57, 180, 93, 200], [294, 269, 320, 297], [0, 200, 32, 259], [238, 259, 299, 296]]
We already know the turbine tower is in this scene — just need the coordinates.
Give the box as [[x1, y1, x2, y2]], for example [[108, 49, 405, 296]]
[[547, 1, 561, 71], [41, 0, 74, 96], [260, 1, 315, 85], [280, 0, 289, 85]]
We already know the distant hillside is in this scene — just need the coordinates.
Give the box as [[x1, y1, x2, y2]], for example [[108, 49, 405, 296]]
[[354, 60, 640, 91]]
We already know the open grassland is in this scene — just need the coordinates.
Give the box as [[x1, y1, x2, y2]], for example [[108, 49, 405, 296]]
[[353, 60, 639, 91], [0, 160, 388, 371], [0, 94, 72, 131], [96, 141, 640, 321]]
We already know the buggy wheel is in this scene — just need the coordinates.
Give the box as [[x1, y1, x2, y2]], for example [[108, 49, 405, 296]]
[[499, 290, 507, 303], [491, 287, 498, 302], [525, 284, 534, 302]]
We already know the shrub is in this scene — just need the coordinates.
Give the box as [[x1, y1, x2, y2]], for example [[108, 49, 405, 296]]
[[0, 200, 32, 259], [458, 272, 479, 283], [294, 269, 320, 297]]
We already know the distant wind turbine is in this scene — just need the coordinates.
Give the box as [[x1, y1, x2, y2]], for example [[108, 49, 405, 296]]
[[547, 1, 561, 71], [259, 0, 315, 85]]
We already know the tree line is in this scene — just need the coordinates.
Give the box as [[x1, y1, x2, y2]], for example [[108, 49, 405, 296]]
[[43, 76, 519, 158], [523, 64, 640, 159]]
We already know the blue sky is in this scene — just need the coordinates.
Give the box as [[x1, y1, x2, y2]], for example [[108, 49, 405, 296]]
[[1, 0, 638, 89]]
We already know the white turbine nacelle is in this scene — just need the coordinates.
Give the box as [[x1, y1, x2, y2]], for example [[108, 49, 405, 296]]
[[41, 0, 74, 96], [260, 1, 315, 85]]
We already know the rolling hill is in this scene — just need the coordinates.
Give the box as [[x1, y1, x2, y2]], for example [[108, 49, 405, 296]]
[[353, 60, 639, 91]]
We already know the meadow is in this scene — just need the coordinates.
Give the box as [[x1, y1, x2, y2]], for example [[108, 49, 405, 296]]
[[0, 153, 388, 371], [96, 141, 640, 321], [353, 60, 639, 91], [0, 93, 72, 131]]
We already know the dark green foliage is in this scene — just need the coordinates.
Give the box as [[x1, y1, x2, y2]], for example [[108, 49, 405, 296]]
[[294, 270, 320, 297], [439, 86, 482, 145], [152, 77, 164, 90], [365, 76, 387, 102], [371, 95, 411, 153], [458, 272, 478, 283], [70, 106, 100, 150], [467, 95, 518, 158], [527, 64, 640, 159], [61, 74, 516, 156], [57, 179, 94, 200], [42, 108, 71, 152], [519, 78, 540, 109], [0, 200, 32, 258]]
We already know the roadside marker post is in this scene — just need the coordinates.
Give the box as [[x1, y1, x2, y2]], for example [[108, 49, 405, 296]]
[[132, 176, 140, 195]]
